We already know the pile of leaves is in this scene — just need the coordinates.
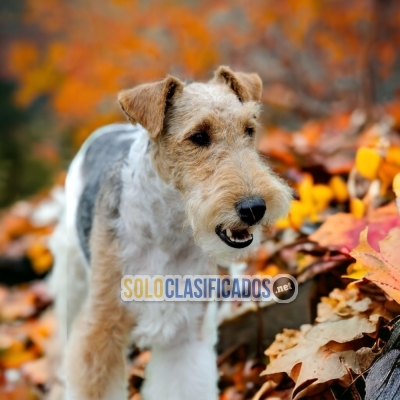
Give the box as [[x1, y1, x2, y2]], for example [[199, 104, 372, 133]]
[[0, 102, 400, 400], [0, 184, 62, 399], [215, 102, 400, 400], [243, 102, 400, 400]]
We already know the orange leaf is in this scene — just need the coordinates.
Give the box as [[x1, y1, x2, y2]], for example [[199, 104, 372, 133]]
[[1, 342, 37, 369], [309, 202, 400, 252], [378, 160, 400, 189], [350, 227, 400, 304]]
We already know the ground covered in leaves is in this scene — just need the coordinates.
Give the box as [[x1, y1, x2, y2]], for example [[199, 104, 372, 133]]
[[1, 102, 400, 399]]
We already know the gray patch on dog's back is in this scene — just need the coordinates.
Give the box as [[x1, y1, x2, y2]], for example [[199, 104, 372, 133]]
[[76, 126, 138, 262]]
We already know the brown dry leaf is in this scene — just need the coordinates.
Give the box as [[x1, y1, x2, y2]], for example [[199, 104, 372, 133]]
[[350, 227, 400, 304], [261, 315, 379, 399], [316, 287, 393, 323], [292, 348, 359, 399], [264, 389, 293, 400], [303, 315, 377, 343], [252, 378, 281, 400], [265, 329, 304, 361]]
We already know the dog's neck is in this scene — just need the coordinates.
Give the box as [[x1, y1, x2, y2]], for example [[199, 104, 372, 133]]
[[118, 127, 197, 257]]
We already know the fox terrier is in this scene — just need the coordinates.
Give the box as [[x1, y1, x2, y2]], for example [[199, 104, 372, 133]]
[[50, 66, 292, 400]]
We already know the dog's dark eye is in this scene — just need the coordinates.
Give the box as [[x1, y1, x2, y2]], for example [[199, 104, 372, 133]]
[[189, 131, 211, 147], [245, 127, 255, 137]]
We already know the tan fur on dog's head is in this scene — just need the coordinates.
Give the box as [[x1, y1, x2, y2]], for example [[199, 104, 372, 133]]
[[119, 66, 292, 260]]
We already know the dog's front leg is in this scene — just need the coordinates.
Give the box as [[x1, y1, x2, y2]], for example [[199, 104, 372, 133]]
[[66, 214, 134, 400], [142, 303, 218, 400], [66, 302, 132, 400], [142, 339, 218, 400]]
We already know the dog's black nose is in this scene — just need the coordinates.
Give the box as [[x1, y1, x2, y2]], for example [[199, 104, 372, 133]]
[[236, 197, 266, 226]]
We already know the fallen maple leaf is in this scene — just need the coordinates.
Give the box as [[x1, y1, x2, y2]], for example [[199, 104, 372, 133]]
[[292, 348, 359, 399], [260, 315, 379, 399], [310, 202, 400, 252], [349, 227, 400, 304]]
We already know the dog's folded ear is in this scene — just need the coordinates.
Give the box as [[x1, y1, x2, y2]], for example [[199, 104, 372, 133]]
[[213, 66, 262, 102], [118, 76, 184, 139]]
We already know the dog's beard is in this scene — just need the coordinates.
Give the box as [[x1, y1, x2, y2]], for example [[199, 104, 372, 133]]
[[194, 226, 262, 265], [183, 169, 292, 264], [185, 193, 261, 264]]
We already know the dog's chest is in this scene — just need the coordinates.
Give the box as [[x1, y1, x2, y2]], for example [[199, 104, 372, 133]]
[[122, 243, 213, 347], [130, 300, 206, 347]]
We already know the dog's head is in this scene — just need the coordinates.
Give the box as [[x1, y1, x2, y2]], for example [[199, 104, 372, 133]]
[[118, 66, 292, 261]]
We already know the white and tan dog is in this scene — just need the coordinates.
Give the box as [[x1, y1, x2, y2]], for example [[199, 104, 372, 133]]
[[50, 66, 292, 400]]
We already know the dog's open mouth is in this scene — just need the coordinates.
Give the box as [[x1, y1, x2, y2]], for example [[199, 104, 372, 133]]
[[215, 225, 254, 249]]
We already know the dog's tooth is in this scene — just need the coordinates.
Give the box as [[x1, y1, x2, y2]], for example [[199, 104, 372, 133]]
[[226, 229, 232, 238]]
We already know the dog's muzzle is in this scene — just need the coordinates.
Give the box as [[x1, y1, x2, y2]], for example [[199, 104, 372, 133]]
[[215, 225, 254, 249]]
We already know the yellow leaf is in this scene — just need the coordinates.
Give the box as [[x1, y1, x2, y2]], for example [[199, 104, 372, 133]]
[[393, 172, 400, 197], [350, 198, 365, 219], [289, 200, 312, 229], [355, 147, 381, 180], [275, 215, 291, 229], [311, 184, 334, 211], [261, 264, 280, 277], [298, 174, 314, 204], [1, 342, 37, 369], [309, 212, 321, 223], [27, 240, 53, 274], [329, 176, 349, 203], [26, 242, 47, 260], [342, 260, 369, 280], [32, 252, 53, 274]]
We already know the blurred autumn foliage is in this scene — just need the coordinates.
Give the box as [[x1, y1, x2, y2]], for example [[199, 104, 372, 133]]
[[1, 0, 400, 207]]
